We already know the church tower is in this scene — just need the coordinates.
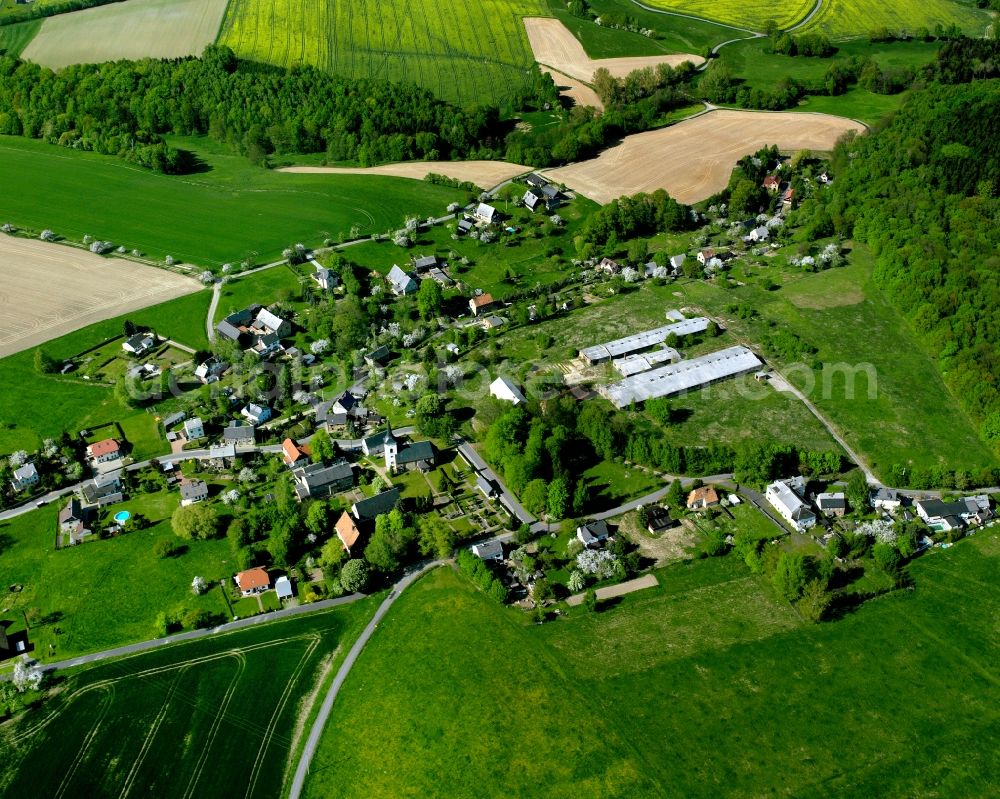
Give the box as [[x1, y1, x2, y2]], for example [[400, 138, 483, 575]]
[[383, 423, 398, 473]]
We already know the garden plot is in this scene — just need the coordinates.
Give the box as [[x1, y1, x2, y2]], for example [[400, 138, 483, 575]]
[[21, 0, 229, 69], [0, 237, 200, 358], [543, 109, 866, 204]]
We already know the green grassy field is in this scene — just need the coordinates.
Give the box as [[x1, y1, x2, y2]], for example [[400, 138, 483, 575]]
[[0, 18, 38, 55], [303, 531, 1000, 798], [0, 491, 236, 660], [716, 38, 943, 124], [0, 598, 378, 797], [0, 136, 465, 267], [213, 266, 304, 324], [642, 0, 814, 30], [0, 289, 210, 456], [801, 0, 992, 38], [218, 0, 548, 108], [546, 0, 737, 57]]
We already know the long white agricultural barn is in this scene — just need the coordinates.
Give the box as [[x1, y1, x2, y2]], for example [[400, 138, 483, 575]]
[[600, 345, 763, 408], [580, 317, 709, 364], [613, 346, 682, 377]]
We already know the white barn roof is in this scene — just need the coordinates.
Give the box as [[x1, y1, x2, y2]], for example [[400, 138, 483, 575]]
[[490, 376, 526, 405], [580, 317, 709, 363], [601, 346, 762, 408], [613, 347, 681, 377]]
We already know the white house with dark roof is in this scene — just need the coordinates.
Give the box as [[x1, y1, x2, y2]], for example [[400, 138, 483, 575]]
[[11, 462, 39, 492], [766, 477, 816, 531], [183, 417, 205, 441], [241, 404, 271, 425], [816, 492, 847, 517], [387, 265, 418, 296], [180, 478, 209, 506], [223, 421, 256, 448], [253, 308, 290, 338], [474, 203, 499, 225], [122, 334, 154, 356], [576, 520, 610, 549], [472, 539, 504, 562]]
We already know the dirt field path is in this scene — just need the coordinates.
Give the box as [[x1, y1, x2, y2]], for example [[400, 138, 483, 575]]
[[22, 0, 229, 70], [0, 237, 200, 358], [524, 17, 703, 84], [277, 161, 532, 190], [565, 573, 659, 606], [543, 109, 866, 204]]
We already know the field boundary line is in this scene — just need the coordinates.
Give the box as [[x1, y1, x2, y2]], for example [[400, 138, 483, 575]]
[[118, 667, 186, 799], [182, 653, 247, 799], [244, 636, 321, 798], [52, 684, 114, 799]]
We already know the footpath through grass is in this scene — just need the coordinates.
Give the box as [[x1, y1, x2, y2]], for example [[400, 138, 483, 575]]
[[0, 135, 465, 267], [305, 532, 1000, 798], [0, 598, 378, 797]]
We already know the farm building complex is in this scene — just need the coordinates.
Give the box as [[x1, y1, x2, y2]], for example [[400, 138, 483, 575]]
[[600, 346, 762, 408], [580, 317, 708, 364]]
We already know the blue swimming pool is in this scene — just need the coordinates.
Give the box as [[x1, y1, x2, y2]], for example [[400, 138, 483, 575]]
[[114, 510, 131, 524]]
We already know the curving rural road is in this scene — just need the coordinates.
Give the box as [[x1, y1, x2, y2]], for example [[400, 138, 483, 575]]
[[286, 561, 443, 799]]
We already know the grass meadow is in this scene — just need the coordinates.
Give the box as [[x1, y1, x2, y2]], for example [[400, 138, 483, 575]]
[[304, 532, 1000, 798], [0, 18, 39, 55], [218, 0, 548, 108], [0, 598, 378, 797], [0, 490, 236, 660], [0, 135, 465, 267]]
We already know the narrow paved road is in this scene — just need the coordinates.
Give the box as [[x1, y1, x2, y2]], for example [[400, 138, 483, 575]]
[[787, 0, 824, 32], [35, 591, 367, 674], [287, 562, 443, 799]]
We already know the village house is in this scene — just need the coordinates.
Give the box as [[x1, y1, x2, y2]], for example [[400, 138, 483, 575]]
[[781, 187, 796, 212], [122, 334, 154, 356], [223, 421, 256, 449], [215, 305, 261, 345], [646, 505, 674, 534], [576, 520, 610, 549], [697, 248, 716, 266], [364, 345, 391, 368], [162, 411, 186, 429], [598, 257, 621, 275], [234, 567, 270, 597], [762, 175, 781, 193], [457, 219, 474, 235], [88, 438, 121, 465], [311, 265, 339, 292], [481, 315, 506, 331], [387, 265, 419, 296], [816, 492, 847, 517], [915, 497, 992, 532], [489, 376, 526, 405], [252, 308, 291, 339], [687, 486, 719, 510], [766, 477, 817, 531], [194, 357, 228, 384], [476, 472, 499, 498], [292, 461, 354, 500], [871, 488, 902, 514], [10, 462, 39, 492], [59, 497, 87, 532], [472, 539, 504, 562], [412, 255, 438, 272], [78, 471, 124, 508], [241, 404, 271, 425], [469, 293, 497, 317], [335, 511, 363, 555], [183, 417, 205, 441], [523, 189, 545, 212], [747, 226, 770, 243], [207, 443, 237, 470], [180, 478, 209, 506], [474, 202, 499, 225], [282, 438, 309, 467]]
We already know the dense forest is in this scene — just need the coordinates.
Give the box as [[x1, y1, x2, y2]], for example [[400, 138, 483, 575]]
[[0, 45, 508, 172], [819, 51, 1000, 466]]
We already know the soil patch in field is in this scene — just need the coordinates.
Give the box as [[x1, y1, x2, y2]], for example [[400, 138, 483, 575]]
[[22, 0, 229, 69], [543, 109, 866, 204], [277, 161, 532, 190], [524, 17, 703, 84], [0, 236, 200, 358], [542, 66, 605, 111]]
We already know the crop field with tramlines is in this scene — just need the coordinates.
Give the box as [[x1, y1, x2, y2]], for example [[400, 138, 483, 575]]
[[0, 602, 375, 797], [217, 0, 548, 107], [800, 0, 993, 38], [640, 0, 814, 31]]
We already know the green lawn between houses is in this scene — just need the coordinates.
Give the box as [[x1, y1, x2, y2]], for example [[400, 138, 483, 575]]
[[0, 597, 379, 797], [304, 531, 1000, 799], [0, 490, 235, 660], [0, 135, 466, 267]]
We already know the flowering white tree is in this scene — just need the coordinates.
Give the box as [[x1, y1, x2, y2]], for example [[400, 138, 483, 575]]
[[222, 489, 240, 505], [1, 222, 15, 234], [621, 267, 640, 283], [310, 339, 330, 355], [857, 519, 897, 544], [199, 271, 214, 284], [404, 216, 420, 232], [131, 249, 142, 258], [576, 549, 618, 578], [567, 570, 586, 593], [43, 439, 59, 458], [447, 202, 460, 213], [8, 450, 28, 468], [191, 575, 207, 595], [40, 229, 56, 241], [12, 661, 43, 693], [238, 467, 256, 484], [165, 255, 175, 266]]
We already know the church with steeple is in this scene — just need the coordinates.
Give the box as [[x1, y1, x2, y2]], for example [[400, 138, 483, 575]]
[[361, 423, 436, 474]]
